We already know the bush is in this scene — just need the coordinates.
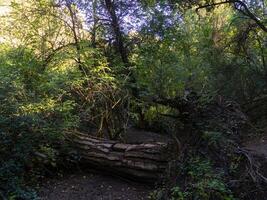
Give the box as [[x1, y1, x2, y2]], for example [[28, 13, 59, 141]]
[[150, 157, 235, 200], [0, 116, 39, 199]]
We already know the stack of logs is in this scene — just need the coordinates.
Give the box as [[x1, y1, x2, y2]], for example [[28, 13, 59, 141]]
[[72, 132, 176, 180]]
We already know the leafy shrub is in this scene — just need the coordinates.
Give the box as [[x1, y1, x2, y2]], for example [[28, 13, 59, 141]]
[[0, 41, 120, 198], [0, 46, 79, 199], [150, 157, 235, 200], [177, 157, 235, 200], [0, 116, 39, 200]]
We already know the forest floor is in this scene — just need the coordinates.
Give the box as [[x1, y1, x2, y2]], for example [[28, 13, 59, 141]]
[[38, 132, 267, 200], [38, 171, 153, 200], [245, 134, 267, 158], [39, 130, 169, 200]]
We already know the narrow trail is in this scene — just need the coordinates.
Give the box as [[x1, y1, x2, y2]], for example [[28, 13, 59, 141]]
[[39, 172, 153, 200], [38, 133, 267, 200], [245, 135, 267, 158], [39, 130, 168, 200]]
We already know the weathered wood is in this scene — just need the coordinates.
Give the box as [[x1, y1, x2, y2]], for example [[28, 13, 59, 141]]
[[72, 132, 175, 180]]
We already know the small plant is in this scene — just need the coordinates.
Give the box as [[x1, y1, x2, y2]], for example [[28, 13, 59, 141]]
[[171, 157, 235, 200], [150, 157, 236, 200]]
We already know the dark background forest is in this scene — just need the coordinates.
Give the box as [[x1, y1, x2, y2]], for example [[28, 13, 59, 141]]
[[0, 0, 266, 199]]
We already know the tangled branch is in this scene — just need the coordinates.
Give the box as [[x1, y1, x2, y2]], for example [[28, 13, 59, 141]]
[[196, 0, 267, 32]]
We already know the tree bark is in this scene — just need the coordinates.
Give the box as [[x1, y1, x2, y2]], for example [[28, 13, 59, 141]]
[[71, 132, 176, 180], [66, 2, 83, 72], [104, 0, 129, 67], [91, 0, 98, 48], [196, 0, 267, 32]]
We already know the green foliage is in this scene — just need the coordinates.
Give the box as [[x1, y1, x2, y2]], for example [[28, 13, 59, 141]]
[[202, 131, 227, 149], [180, 157, 234, 200], [0, 21, 116, 198], [0, 45, 69, 199], [0, 0, 266, 199], [132, 4, 266, 111], [0, 117, 39, 200], [150, 157, 235, 200]]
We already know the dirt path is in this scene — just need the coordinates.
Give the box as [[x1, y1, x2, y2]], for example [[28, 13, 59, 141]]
[[39, 172, 153, 200], [38, 130, 170, 200], [245, 135, 267, 158], [38, 133, 267, 200]]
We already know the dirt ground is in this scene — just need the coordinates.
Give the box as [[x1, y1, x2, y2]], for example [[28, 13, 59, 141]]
[[38, 132, 267, 200], [39, 172, 153, 200], [38, 130, 168, 200], [245, 135, 267, 158]]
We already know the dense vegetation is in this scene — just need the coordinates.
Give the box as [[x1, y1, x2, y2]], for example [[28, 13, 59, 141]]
[[0, 0, 266, 199]]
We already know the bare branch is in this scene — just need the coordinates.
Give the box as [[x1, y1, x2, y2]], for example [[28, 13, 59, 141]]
[[196, 0, 267, 32]]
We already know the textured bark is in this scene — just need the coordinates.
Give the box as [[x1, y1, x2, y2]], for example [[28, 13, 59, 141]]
[[72, 132, 175, 180], [104, 0, 129, 66], [66, 2, 83, 72]]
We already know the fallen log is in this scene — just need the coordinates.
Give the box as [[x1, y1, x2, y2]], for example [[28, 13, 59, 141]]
[[71, 132, 176, 180]]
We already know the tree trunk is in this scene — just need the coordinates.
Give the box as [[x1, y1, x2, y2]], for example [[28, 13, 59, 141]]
[[91, 0, 98, 48], [104, 0, 129, 67], [66, 2, 83, 72], [71, 132, 176, 180]]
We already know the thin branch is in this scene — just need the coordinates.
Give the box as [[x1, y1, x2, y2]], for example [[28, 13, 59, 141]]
[[196, 0, 233, 12], [196, 0, 267, 32]]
